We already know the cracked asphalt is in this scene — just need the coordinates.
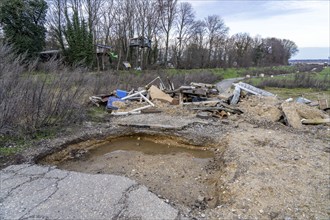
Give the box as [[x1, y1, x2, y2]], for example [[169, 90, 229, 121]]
[[0, 164, 179, 220]]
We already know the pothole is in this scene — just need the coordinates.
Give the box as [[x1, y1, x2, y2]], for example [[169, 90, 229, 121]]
[[38, 134, 226, 209]]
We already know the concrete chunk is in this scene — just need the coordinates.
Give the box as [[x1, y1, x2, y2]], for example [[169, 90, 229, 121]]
[[281, 102, 302, 129]]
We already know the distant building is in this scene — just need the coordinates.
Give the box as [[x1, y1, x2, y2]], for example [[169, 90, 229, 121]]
[[289, 59, 329, 65], [39, 50, 61, 61], [129, 37, 151, 48]]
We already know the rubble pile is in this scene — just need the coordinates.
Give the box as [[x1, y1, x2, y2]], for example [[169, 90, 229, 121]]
[[89, 77, 330, 128], [239, 96, 282, 122]]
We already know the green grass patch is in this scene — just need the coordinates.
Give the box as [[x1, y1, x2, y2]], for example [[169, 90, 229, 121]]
[[316, 67, 330, 79], [0, 136, 26, 156], [87, 106, 109, 121], [265, 87, 330, 101], [0, 145, 24, 156], [163, 68, 241, 79], [160, 66, 298, 79], [0, 127, 59, 157]]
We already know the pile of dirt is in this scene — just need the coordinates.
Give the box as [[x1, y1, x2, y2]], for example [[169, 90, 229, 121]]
[[238, 96, 282, 122]]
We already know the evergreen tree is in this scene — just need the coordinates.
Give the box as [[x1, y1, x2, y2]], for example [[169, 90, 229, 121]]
[[64, 10, 94, 66], [0, 0, 48, 57]]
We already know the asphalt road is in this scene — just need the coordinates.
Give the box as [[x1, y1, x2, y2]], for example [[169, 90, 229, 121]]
[[216, 77, 244, 93], [0, 164, 179, 220]]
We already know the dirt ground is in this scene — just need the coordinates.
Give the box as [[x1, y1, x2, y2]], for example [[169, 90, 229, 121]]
[[32, 95, 330, 219], [0, 93, 323, 219]]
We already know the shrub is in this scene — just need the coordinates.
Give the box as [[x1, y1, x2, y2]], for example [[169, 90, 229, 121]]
[[0, 44, 87, 137], [256, 72, 329, 90], [0, 42, 222, 138]]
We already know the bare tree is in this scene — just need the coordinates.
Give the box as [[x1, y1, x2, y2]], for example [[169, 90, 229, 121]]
[[111, 0, 136, 69], [184, 20, 206, 68], [281, 39, 298, 64], [204, 15, 228, 67], [251, 35, 264, 66], [82, 0, 106, 69], [135, 0, 147, 69], [47, 0, 67, 50], [158, 0, 177, 64], [232, 33, 253, 67], [175, 2, 195, 68], [44, 0, 298, 69], [145, 0, 161, 66], [223, 37, 236, 68], [94, 0, 115, 70]]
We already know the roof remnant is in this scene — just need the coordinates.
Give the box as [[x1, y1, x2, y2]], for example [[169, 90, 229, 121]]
[[231, 82, 275, 105]]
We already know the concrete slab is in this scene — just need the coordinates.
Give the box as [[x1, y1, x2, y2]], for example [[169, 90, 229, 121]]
[[115, 114, 208, 130], [0, 164, 179, 220]]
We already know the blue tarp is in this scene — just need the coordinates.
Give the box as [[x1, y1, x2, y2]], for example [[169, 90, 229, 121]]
[[106, 96, 124, 110]]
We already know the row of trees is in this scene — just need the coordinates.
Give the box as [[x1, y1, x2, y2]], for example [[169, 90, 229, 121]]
[[0, 0, 299, 70]]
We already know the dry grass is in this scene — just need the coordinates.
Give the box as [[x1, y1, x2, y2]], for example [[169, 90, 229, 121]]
[[0, 44, 87, 137], [0, 43, 222, 139]]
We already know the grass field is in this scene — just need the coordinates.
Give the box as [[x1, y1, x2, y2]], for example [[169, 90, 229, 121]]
[[266, 87, 330, 101], [163, 65, 299, 79]]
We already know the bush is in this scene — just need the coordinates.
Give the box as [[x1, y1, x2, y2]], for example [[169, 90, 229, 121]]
[[0, 42, 223, 139], [256, 72, 329, 90], [0, 44, 87, 137]]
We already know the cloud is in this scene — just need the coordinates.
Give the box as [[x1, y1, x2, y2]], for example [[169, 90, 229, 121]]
[[182, 0, 329, 47], [220, 1, 311, 20]]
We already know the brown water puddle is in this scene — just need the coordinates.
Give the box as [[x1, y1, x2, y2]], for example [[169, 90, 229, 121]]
[[88, 136, 214, 158], [39, 135, 214, 165], [39, 135, 222, 209]]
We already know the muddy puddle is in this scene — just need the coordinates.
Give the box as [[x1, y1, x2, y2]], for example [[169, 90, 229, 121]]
[[40, 135, 223, 209], [86, 136, 214, 158]]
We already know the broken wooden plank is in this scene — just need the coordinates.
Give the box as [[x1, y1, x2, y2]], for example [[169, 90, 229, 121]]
[[191, 106, 243, 114], [117, 123, 184, 130], [141, 109, 162, 114], [301, 118, 330, 125], [196, 112, 212, 119], [149, 85, 173, 103], [183, 100, 220, 106], [111, 111, 141, 116], [181, 88, 207, 96], [190, 82, 215, 88]]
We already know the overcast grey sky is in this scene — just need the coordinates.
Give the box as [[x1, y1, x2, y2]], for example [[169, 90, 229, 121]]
[[180, 0, 329, 59]]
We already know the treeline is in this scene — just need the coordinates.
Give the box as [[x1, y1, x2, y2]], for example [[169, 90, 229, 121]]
[[0, 0, 298, 70]]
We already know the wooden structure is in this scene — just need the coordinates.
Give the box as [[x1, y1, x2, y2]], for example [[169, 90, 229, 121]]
[[95, 44, 112, 70], [129, 37, 151, 48]]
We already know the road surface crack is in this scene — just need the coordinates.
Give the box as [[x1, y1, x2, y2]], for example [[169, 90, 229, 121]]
[[18, 172, 70, 220], [112, 184, 140, 219]]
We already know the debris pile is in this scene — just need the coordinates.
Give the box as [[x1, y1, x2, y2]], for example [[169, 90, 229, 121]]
[[281, 102, 329, 128], [89, 77, 330, 128]]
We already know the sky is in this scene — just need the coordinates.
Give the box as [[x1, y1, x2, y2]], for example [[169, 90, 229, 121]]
[[180, 0, 330, 59]]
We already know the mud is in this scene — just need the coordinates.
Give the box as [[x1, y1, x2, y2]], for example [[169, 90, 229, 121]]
[[39, 135, 223, 210]]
